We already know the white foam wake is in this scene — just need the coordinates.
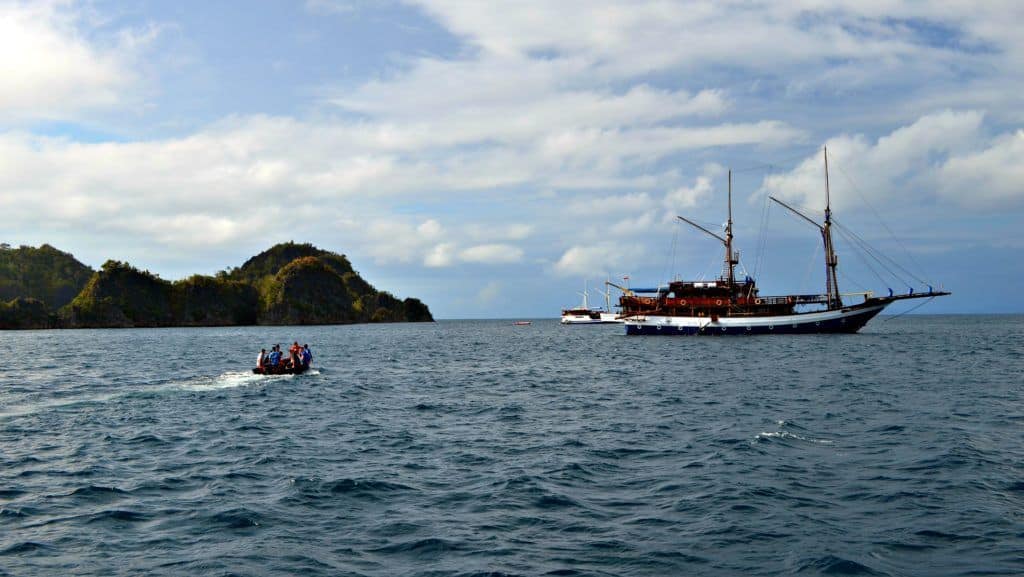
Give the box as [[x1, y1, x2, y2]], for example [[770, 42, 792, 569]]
[[178, 370, 270, 391], [755, 430, 834, 445]]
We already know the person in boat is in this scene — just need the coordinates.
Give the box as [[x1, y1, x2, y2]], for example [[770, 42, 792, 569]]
[[267, 345, 282, 369], [288, 342, 302, 369], [301, 344, 312, 368], [256, 348, 266, 371]]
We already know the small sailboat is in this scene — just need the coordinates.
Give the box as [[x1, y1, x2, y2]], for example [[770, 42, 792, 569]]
[[621, 148, 950, 335], [561, 280, 623, 324]]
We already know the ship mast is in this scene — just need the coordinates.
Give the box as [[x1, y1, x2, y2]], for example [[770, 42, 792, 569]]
[[726, 170, 737, 289], [677, 169, 738, 295], [823, 147, 841, 309], [768, 147, 843, 310]]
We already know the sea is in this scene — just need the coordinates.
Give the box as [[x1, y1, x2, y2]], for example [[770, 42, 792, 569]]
[[1, 316, 1022, 576]]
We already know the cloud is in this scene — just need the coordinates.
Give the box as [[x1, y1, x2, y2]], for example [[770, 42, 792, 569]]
[[459, 243, 523, 264], [938, 129, 1024, 206], [476, 280, 501, 305], [3, 0, 1021, 308], [566, 192, 653, 217], [462, 223, 533, 241], [664, 164, 725, 213], [304, 0, 357, 14], [760, 110, 993, 212], [424, 242, 455, 267], [553, 242, 645, 277], [0, 2, 145, 122]]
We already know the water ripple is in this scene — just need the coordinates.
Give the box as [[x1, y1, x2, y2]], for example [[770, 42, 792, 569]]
[[1, 318, 1022, 576]]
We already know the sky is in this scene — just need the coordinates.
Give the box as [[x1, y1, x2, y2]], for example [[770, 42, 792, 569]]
[[2, 0, 1022, 317]]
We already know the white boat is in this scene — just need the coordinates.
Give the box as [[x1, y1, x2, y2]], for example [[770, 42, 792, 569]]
[[561, 280, 624, 324]]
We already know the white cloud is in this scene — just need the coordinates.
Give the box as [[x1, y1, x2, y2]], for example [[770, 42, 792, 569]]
[[609, 211, 658, 237], [553, 242, 645, 277], [938, 129, 1024, 206], [760, 110, 992, 212], [459, 243, 523, 264], [4, 0, 1022, 303], [0, 2, 145, 122], [423, 242, 455, 267], [566, 192, 653, 217], [462, 223, 533, 242], [664, 164, 725, 213], [417, 219, 444, 238]]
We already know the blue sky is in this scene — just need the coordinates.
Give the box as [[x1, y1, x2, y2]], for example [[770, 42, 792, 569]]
[[2, 0, 1023, 317]]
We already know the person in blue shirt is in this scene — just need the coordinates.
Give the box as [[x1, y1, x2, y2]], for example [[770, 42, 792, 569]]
[[267, 345, 282, 368], [301, 344, 312, 368]]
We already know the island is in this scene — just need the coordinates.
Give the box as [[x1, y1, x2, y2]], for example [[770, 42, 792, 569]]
[[0, 242, 432, 329]]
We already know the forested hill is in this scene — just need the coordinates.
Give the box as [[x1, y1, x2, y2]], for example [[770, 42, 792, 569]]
[[0, 244, 93, 308], [0, 242, 433, 329]]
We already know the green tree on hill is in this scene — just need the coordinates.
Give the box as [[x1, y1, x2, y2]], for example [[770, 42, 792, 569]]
[[0, 244, 93, 308], [1, 242, 432, 329]]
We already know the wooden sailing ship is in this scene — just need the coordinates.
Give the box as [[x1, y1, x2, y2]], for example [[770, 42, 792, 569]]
[[620, 148, 949, 335]]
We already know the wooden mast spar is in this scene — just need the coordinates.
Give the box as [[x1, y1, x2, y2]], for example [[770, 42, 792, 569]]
[[823, 147, 841, 309], [768, 147, 843, 310], [677, 169, 739, 300]]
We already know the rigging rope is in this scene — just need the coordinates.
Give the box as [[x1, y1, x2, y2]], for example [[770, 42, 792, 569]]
[[884, 296, 937, 321], [832, 219, 926, 287], [662, 224, 680, 285], [753, 193, 772, 280], [801, 242, 821, 294], [731, 146, 824, 174], [831, 159, 933, 285], [833, 224, 897, 288]]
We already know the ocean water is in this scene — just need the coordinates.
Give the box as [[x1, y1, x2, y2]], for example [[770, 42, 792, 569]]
[[1, 316, 1022, 576]]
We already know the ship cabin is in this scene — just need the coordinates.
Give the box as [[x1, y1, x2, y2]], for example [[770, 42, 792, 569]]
[[620, 277, 798, 318]]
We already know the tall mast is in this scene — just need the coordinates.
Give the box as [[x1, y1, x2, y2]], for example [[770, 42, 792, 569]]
[[823, 147, 841, 308], [677, 169, 739, 296], [580, 279, 590, 310], [725, 170, 737, 290]]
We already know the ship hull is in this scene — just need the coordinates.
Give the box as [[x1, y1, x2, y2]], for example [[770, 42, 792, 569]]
[[624, 302, 888, 335], [561, 311, 623, 324]]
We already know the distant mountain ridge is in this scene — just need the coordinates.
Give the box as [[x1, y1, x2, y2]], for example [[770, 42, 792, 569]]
[[0, 242, 432, 329]]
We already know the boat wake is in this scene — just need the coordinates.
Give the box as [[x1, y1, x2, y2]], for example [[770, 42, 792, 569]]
[[1, 368, 322, 419], [178, 371, 268, 391], [179, 367, 321, 391], [754, 430, 834, 445]]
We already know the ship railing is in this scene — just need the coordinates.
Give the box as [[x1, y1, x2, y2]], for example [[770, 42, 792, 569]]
[[758, 294, 831, 305]]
